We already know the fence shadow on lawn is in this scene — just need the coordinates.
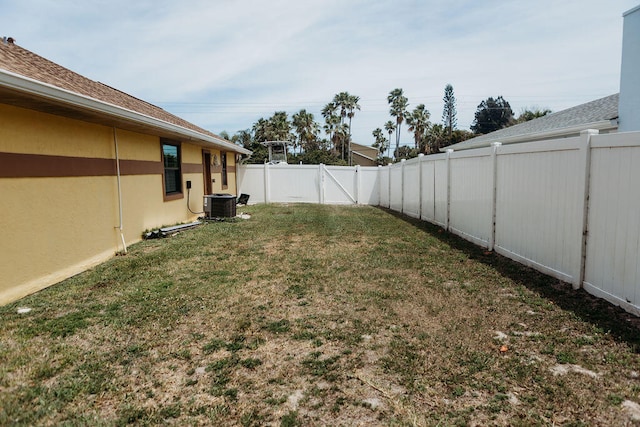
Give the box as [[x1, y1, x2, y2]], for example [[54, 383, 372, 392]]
[[378, 207, 640, 354]]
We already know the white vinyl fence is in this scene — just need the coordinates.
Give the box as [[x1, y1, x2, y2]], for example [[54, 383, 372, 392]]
[[237, 163, 380, 205], [238, 130, 640, 316]]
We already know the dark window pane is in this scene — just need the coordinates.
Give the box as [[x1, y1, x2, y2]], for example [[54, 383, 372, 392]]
[[163, 145, 179, 168], [162, 142, 181, 194], [165, 170, 180, 193], [221, 151, 228, 186]]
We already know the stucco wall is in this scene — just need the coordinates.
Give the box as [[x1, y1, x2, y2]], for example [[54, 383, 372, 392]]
[[0, 104, 236, 304]]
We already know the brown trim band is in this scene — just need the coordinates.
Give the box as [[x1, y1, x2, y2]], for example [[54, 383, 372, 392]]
[[183, 163, 203, 174], [0, 152, 195, 178], [0, 152, 116, 178], [120, 159, 163, 175]]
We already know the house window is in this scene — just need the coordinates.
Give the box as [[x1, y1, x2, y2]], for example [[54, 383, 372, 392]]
[[162, 141, 181, 196], [221, 151, 228, 188]]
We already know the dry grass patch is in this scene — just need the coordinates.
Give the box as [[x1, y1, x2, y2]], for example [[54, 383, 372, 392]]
[[1, 204, 639, 426]]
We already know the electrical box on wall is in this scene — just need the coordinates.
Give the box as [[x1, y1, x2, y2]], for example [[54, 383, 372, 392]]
[[186, 180, 192, 189]]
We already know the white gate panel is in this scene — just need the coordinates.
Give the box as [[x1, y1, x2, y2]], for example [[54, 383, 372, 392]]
[[449, 151, 493, 247], [403, 159, 421, 219], [494, 139, 583, 283], [324, 166, 357, 204], [359, 167, 380, 205], [584, 133, 640, 315]]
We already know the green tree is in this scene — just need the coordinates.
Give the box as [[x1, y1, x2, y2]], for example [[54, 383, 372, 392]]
[[231, 129, 252, 148], [345, 94, 360, 165], [384, 120, 396, 159], [268, 111, 292, 142], [425, 123, 446, 154], [332, 92, 360, 162], [292, 109, 319, 153], [406, 104, 431, 152], [442, 84, 457, 138], [321, 102, 340, 152], [515, 107, 552, 123], [288, 144, 344, 165], [249, 112, 293, 163], [387, 88, 409, 160], [470, 96, 514, 134], [371, 128, 388, 160], [394, 145, 419, 160], [232, 127, 268, 164]]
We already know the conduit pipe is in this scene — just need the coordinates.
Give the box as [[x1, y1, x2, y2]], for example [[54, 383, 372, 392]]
[[113, 127, 127, 254]]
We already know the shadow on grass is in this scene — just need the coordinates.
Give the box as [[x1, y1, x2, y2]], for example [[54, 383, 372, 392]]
[[380, 207, 640, 353]]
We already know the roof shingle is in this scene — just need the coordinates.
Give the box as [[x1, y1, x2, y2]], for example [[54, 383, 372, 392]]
[[0, 40, 223, 140], [449, 93, 619, 150]]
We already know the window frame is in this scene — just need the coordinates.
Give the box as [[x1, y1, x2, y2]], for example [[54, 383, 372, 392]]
[[161, 139, 183, 201], [221, 151, 228, 189]]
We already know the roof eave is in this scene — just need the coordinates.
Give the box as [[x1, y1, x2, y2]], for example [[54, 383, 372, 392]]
[[444, 119, 618, 151], [352, 151, 377, 161], [0, 69, 252, 155]]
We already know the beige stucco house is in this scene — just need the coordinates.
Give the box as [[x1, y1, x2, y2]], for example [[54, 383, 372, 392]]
[[0, 39, 251, 304]]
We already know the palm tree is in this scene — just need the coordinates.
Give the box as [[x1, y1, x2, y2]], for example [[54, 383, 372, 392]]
[[252, 118, 269, 142], [406, 104, 431, 152], [345, 94, 360, 165], [321, 102, 339, 149], [427, 123, 446, 154], [372, 128, 388, 160], [269, 111, 292, 142], [384, 120, 396, 159], [292, 109, 319, 153], [387, 88, 409, 159], [333, 92, 359, 161], [333, 122, 350, 162]]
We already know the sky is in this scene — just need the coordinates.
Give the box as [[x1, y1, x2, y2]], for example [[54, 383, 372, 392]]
[[1, 0, 637, 148]]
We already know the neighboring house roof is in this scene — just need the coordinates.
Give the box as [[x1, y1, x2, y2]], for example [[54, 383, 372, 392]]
[[447, 93, 619, 151], [350, 142, 378, 158], [0, 39, 250, 155], [349, 142, 378, 166]]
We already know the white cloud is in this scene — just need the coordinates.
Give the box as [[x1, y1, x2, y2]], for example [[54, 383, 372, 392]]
[[0, 0, 635, 146]]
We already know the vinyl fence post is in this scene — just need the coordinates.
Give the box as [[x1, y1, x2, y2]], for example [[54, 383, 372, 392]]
[[576, 129, 598, 290], [418, 154, 424, 220], [319, 163, 325, 205], [445, 149, 453, 231], [489, 142, 502, 251], [387, 164, 391, 209], [355, 164, 361, 205], [377, 165, 382, 207], [264, 163, 270, 204], [400, 159, 406, 214]]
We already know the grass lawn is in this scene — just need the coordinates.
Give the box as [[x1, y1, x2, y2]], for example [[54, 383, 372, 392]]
[[1, 204, 639, 426]]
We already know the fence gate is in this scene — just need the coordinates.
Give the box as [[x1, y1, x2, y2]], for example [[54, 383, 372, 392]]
[[319, 164, 358, 205]]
